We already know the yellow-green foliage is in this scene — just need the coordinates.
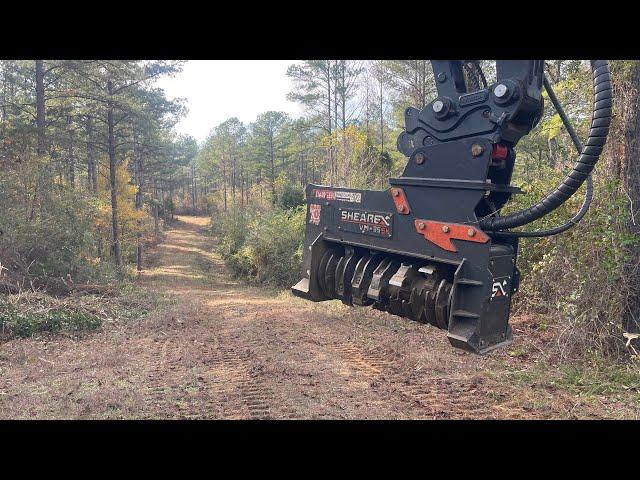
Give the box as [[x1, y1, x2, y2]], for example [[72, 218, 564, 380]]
[[0, 154, 155, 290], [94, 160, 149, 263], [318, 125, 394, 189]]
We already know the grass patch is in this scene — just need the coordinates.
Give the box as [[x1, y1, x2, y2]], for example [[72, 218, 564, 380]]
[[502, 353, 640, 401], [0, 298, 101, 339], [507, 347, 529, 358], [0, 283, 162, 341], [104, 283, 163, 321], [555, 355, 640, 396]]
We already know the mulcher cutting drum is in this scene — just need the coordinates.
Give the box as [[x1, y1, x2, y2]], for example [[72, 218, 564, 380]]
[[292, 60, 612, 354]]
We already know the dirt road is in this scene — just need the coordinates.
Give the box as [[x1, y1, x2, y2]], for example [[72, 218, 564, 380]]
[[1, 215, 637, 419]]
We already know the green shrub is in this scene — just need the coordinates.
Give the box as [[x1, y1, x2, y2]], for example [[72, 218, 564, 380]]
[[507, 164, 637, 358], [0, 163, 119, 290], [0, 297, 101, 339], [214, 205, 305, 288], [213, 205, 249, 258], [241, 206, 305, 286], [277, 183, 305, 210]]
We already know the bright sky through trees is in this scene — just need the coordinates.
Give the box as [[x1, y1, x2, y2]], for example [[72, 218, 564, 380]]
[[156, 60, 303, 143]]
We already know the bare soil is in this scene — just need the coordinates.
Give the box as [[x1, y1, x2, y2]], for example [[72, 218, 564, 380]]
[[1, 215, 638, 419]]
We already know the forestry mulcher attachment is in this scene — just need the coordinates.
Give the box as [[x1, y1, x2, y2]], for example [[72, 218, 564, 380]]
[[292, 60, 612, 354]]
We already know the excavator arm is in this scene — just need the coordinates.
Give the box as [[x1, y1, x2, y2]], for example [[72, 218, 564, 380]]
[[292, 60, 612, 354]]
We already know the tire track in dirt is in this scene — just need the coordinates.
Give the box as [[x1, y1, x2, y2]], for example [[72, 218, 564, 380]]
[[329, 342, 387, 376], [139, 330, 276, 419], [394, 376, 495, 419], [324, 335, 462, 417], [244, 304, 498, 419], [209, 335, 274, 419], [142, 334, 203, 418], [318, 330, 499, 418]]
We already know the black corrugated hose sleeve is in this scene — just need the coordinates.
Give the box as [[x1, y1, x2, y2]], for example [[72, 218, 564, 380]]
[[479, 60, 612, 232], [494, 174, 593, 237]]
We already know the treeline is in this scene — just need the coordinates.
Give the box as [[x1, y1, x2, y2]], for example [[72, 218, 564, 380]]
[[192, 61, 447, 213], [203, 60, 640, 359], [0, 60, 196, 292]]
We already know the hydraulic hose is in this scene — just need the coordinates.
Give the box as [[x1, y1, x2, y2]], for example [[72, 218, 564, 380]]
[[479, 60, 612, 232], [495, 175, 592, 237], [496, 74, 592, 238]]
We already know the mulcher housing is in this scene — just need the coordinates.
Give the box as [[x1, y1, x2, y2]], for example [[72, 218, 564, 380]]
[[292, 60, 611, 354]]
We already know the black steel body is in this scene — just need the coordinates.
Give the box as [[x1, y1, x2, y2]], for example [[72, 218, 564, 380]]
[[292, 61, 547, 354]]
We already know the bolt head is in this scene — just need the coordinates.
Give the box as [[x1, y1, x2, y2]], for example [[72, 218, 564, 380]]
[[432, 100, 444, 113], [467, 228, 475, 237], [494, 83, 508, 98], [418, 222, 425, 230], [398, 205, 406, 213], [442, 225, 450, 233], [392, 189, 400, 197], [471, 144, 485, 157], [415, 153, 425, 165], [437, 72, 447, 83]]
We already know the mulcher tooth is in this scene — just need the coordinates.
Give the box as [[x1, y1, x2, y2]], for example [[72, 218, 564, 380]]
[[338, 249, 361, 306], [351, 254, 384, 306], [367, 258, 399, 302]]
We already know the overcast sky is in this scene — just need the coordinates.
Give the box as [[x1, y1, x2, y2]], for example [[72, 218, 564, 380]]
[[155, 60, 304, 144]]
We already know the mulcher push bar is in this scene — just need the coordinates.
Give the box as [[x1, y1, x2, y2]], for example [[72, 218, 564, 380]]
[[292, 60, 611, 354]]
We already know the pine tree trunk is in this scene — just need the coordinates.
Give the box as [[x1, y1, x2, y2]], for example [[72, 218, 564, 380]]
[[240, 165, 245, 210], [134, 133, 143, 272], [191, 163, 197, 211], [231, 156, 236, 206], [169, 177, 174, 221], [86, 117, 97, 193], [35, 60, 46, 156], [67, 115, 75, 187], [621, 61, 640, 334], [222, 159, 228, 212], [270, 134, 276, 205], [379, 75, 384, 153], [29, 60, 46, 221], [341, 61, 346, 131], [107, 79, 122, 268], [153, 179, 160, 239], [326, 61, 333, 184]]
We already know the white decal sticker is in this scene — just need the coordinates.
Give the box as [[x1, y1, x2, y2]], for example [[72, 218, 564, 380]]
[[313, 189, 361, 203], [335, 191, 362, 203], [491, 279, 509, 299]]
